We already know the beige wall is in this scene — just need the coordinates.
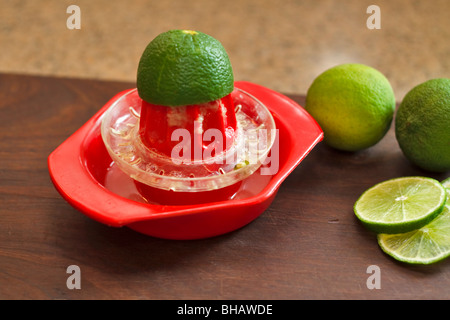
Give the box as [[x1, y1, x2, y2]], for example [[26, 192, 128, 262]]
[[1, 0, 449, 100]]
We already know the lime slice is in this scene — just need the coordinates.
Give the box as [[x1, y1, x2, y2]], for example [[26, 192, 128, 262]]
[[443, 177, 450, 203], [354, 176, 447, 234], [442, 178, 450, 188], [377, 205, 450, 264]]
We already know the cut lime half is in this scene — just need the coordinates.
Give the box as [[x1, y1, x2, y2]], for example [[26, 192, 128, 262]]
[[378, 205, 450, 264], [354, 177, 446, 234]]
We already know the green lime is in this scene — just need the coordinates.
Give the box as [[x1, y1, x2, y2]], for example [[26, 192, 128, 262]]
[[305, 63, 396, 151], [354, 176, 446, 234], [377, 205, 450, 264], [395, 78, 450, 173], [137, 29, 234, 106]]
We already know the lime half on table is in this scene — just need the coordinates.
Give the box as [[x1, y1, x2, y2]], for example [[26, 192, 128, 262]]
[[354, 177, 447, 234]]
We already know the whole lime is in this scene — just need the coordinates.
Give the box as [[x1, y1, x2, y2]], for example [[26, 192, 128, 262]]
[[395, 78, 450, 172], [305, 64, 396, 151], [137, 29, 234, 107]]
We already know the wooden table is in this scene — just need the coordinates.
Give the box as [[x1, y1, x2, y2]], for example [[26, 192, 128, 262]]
[[0, 73, 448, 300]]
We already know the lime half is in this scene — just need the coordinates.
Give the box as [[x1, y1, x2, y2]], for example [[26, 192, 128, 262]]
[[378, 205, 450, 264], [137, 29, 234, 106], [354, 177, 446, 234]]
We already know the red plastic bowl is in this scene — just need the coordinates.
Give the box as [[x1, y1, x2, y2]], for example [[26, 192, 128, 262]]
[[48, 81, 323, 240]]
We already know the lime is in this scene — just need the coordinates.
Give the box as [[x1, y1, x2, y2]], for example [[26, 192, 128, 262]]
[[377, 205, 450, 264], [354, 176, 446, 234], [395, 78, 450, 173], [136, 29, 234, 106], [442, 177, 450, 203], [443, 177, 450, 189], [305, 63, 396, 151]]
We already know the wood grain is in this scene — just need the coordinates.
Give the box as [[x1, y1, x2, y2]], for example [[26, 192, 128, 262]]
[[0, 73, 448, 300]]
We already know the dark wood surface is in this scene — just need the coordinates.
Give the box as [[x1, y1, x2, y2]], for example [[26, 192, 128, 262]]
[[0, 73, 448, 300]]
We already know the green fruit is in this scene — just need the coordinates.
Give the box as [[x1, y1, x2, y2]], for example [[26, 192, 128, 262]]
[[354, 176, 447, 234], [137, 29, 234, 107], [395, 78, 450, 172], [378, 205, 450, 265], [442, 177, 450, 189], [442, 177, 450, 203], [305, 64, 396, 151]]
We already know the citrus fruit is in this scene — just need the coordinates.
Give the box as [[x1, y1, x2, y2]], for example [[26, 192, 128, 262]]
[[443, 177, 450, 189], [442, 177, 450, 202], [395, 78, 450, 173], [377, 205, 450, 264], [137, 29, 234, 107], [354, 176, 447, 234], [305, 63, 395, 151]]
